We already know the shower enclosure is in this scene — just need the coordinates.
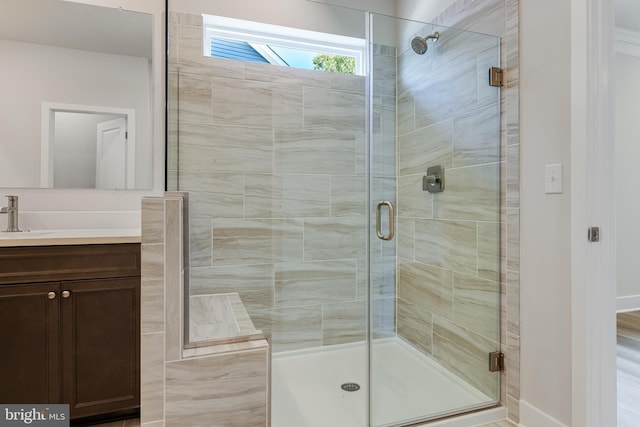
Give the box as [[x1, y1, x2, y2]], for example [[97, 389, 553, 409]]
[[167, 3, 501, 426]]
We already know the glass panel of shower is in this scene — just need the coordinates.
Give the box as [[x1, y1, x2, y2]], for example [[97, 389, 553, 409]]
[[369, 13, 501, 426], [167, 2, 501, 426]]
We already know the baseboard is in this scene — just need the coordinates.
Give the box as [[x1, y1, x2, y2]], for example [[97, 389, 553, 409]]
[[519, 400, 568, 427], [616, 295, 640, 312]]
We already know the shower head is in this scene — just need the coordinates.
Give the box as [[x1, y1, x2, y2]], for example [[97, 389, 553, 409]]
[[411, 31, 440, 55]]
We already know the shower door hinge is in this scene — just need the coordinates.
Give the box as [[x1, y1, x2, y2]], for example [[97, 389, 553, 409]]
[[489, 67, 504, 87], [489, 351, 504, 372], [588, 226, 600, 242]]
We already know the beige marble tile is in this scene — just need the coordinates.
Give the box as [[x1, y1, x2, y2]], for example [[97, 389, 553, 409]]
[[141, 332, 164, 424], [251, 306, 322, 352], [398, 261, 454, 320], [397, 219, 415, 261], [141, 422, 163, 427], [507, 144, 520, 208], [211, 76, 273, 128], [212, 219, 303, 266], [506, 333, 520, 400], [141, 243, 164, 334], [182, 338, 268, 359], [507, 270, 520, 336], [453, 273, 500, 340], [179, 123, 273, 174], [477, 47, 501, 109], [397, 300, 433, 355], [323, 300, 366, 345], [177, 72, 212, 123], [398, 174, 434, 219], [414, 55, 478, 128], [190, 264, 274, 311], [414, 219, 478, 276], [433, 163, 500, 222], [432, 315, 499, 399], [399, 119, 453, 176], [507, 208, 520, 271], [397, 90, 415, 136], [141, 199, 164, 244], [188, 294, 259, 342], [372, 134, 397, 178], [507, 394, 520, 424], [330, 175, 366, 217], [274, 129, 356, 175], [373, 297, 396, 338], [303, 217, 366, 261], [189, 219, 212, 268], [244, 60, 332, 88], [176, 24, 204, 69], [303, 86, 365, 133], [372, 52, 397, 98], [478, 222, 501, 282], [368, 256, 397, 299], [165, 348, 268, 426], [272, 83, 304, 129], [434, 1, 505, 37], [330, 72, 366, 93], [453, 105, 500, 168], [275, 260, 357, 308], [177, 171, 244, 219], [165, 198, 183, 361], [170, 11, 202, 27], [245, 174, 330, 219]]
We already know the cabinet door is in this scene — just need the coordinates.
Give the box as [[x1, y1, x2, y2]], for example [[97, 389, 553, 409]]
[[61, 278, 140, 418], [0, 283, 60, 403]]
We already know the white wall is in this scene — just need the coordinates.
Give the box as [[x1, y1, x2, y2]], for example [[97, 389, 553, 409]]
[[520, 0, 573, 425], [0, 0, 164, 231], [615, 51, 640, 307]]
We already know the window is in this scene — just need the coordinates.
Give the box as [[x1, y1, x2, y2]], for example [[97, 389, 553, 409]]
[[203, 14, 365, 75]]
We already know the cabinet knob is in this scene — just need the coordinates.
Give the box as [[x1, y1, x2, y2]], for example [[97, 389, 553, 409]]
[[47, 291, 56, 300], [62, 290, 71, 299]]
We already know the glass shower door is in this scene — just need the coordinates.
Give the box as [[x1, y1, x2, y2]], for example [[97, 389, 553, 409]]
[[369, 13, 502, 426]]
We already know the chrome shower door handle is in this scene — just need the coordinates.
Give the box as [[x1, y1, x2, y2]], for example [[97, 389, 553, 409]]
[[376, 201, 394, 241]]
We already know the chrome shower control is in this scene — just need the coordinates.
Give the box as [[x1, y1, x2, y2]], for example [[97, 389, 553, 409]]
[[423, 165, 445, 193]]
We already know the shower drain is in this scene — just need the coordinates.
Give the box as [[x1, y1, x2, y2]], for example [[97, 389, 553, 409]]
[[341, 382, 361, 392]]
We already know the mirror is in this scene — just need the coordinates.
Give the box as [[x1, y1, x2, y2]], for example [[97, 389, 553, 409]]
[[0, 0, 153, 189]]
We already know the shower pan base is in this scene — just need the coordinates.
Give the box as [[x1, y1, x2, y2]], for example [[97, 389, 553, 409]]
[[271, 338, 498, 427]]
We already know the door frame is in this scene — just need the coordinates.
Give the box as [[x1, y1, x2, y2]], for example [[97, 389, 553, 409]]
[[40, 102, 136, 188], [570, 0, 617, 425]]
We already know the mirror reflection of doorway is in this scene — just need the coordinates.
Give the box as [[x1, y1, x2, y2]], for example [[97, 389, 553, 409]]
[[96, 116, 128, 189], [41, 103, 135, 189]]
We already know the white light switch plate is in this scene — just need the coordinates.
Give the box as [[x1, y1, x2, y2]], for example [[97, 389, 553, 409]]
[[545, 163, 563, 194]]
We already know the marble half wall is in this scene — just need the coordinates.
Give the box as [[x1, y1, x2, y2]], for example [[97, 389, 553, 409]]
[[141, 194, 270, 427]]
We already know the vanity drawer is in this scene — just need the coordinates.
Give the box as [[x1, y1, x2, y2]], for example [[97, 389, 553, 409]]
[[0, 243, 140, 284]]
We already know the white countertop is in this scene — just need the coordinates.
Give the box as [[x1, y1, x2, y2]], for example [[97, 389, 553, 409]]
[[0, 228, 141, 247]]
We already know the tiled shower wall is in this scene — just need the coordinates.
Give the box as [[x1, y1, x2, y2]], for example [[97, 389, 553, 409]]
[[168, 11, 397, 352], [395, 24, 502, 400], [426, 0, 521, 422]]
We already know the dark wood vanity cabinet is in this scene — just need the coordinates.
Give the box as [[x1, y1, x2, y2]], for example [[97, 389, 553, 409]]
[[0, 244, 140, 421]]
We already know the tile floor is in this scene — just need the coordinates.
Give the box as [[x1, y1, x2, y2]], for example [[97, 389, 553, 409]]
[[617, 310, 640, 427]]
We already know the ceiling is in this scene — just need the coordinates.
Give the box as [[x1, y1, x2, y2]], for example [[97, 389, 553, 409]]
[[616, 0, 640, 33], [0, 0, 152, 59]]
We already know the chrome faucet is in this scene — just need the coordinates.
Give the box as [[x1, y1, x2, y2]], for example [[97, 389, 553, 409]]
[[0, 195, 21, 232]]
